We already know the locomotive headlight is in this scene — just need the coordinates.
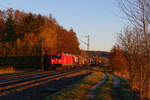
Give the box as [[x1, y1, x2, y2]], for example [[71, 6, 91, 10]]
[[51, 60, 54, 64]]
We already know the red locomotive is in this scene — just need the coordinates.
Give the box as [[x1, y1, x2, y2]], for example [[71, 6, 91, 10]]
[[51, 53, 77, 65], [48, 53, 78, 69]]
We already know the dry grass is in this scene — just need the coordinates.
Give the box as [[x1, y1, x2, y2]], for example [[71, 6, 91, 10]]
[[113, 71, 130, 80], [93, 73, 114, 100], [0, 66, 15, 74], [43, 67, 104, 100]]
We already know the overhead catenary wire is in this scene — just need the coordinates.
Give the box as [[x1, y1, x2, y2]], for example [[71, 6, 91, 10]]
[[78, 35, 90, 51]]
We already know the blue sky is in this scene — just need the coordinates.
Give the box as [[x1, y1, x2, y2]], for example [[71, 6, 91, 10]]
[[0, 0, 125, 51]]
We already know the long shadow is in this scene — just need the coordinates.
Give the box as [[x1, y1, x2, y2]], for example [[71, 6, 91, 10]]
[[0, 72, 91, 100], [113, 76, 140, 100]]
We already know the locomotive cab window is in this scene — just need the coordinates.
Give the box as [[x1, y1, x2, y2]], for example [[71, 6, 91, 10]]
[[51, 55, 61, 58]]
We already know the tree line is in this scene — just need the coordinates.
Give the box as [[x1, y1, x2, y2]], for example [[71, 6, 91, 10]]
[[110, 0, 150, 100], [0, 8, 80, 57]]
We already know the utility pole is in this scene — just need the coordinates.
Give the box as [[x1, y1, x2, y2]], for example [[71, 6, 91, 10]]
[[79, 35, 90, 51], [85, 35, 90, 51], [41, 38, 45, 71], [87, 35, 90, 51]]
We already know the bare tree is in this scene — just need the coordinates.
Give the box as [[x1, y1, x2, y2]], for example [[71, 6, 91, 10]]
[[117, 0, 150, 99]]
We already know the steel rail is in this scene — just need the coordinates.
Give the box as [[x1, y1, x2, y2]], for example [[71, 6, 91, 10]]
[[0, 67, 89, 96]]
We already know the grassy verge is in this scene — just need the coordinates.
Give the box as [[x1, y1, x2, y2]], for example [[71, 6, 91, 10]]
[[0, 70, 35, 77], [43, 67, 104, 100], [0, 72, 24, 76], [93, 73, 114, 100]]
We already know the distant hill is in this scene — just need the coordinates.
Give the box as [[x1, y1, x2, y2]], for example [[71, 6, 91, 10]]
[[85, 51, 109, 58]]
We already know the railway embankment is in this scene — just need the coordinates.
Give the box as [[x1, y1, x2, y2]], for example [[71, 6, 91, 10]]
[[0, 66, 15, 74], [0, 68, 90, 100]]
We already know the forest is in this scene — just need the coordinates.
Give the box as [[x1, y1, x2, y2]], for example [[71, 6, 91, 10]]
[[0, 8, 80, 68]]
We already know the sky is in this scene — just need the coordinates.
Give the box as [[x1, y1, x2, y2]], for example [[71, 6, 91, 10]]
[[0, 0, 125, 51]]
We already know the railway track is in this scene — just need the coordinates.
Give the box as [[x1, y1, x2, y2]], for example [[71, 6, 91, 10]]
[[0, 70, 62, 80], [0, 67, 90, 97]]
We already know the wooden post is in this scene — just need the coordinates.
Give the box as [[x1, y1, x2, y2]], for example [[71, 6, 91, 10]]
[[41, 38, 45, 71]]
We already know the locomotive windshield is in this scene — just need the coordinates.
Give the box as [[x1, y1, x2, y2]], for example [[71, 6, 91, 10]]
[[51, 55, 61, 58]]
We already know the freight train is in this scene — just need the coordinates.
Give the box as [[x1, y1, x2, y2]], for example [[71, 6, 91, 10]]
[[44, 53, 93, 70]]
